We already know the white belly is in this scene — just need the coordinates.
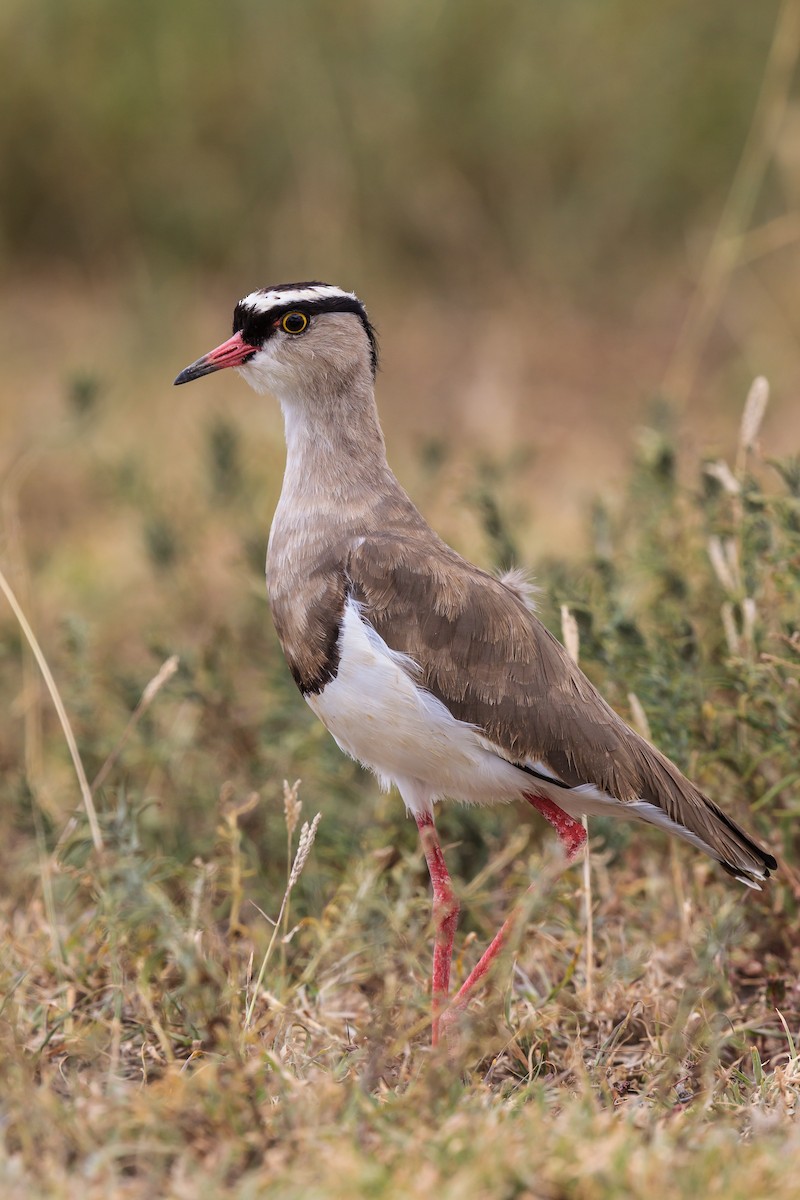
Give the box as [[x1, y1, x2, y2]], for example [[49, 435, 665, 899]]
[[305, 598, 526, 814], [304, 600, 728, 870]]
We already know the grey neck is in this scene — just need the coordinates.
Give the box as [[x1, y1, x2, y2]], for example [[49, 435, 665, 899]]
[[267, 373, 422, 583], [277, 374, 394, 505]]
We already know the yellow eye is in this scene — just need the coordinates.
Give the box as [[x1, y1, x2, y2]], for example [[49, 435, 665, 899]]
[[281, 311, 308, 334]]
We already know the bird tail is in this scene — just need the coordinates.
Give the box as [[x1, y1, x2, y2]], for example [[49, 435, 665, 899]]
[[521, 750, 778, 889], [624, 748, 778, 890]]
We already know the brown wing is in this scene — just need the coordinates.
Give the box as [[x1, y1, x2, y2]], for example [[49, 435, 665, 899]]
[[346, 530, 775, 880], [349, 529, 648, 796]]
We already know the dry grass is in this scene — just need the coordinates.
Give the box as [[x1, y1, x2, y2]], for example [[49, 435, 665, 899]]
[[2, 4, 799, 1191], [0, 323, 798, 1194], [0, 799, 797, 1198]]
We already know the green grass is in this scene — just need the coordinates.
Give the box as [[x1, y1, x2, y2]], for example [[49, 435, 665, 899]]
[[0, 3, 798, 1192], [0, 359, 797, 1197]]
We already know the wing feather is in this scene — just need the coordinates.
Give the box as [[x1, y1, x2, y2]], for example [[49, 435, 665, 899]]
[[346, 530, 775, 881]]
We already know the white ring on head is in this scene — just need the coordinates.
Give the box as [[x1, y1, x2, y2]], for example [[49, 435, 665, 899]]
[[239, 285, 359, 315]]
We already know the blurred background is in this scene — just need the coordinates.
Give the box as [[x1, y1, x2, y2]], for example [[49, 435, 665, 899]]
[[2, 3, 798, 541], [0, 0, 797, 894]]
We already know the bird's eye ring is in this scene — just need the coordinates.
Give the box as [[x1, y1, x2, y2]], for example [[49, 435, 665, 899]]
[[281, 312, 309, 334]]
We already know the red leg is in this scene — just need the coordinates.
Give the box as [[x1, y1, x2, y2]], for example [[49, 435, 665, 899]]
[[440, 794, 585, 1038], [444, 904, 522, 1026], [523, 791, 586, 861], [415, 812, 461, 1045]]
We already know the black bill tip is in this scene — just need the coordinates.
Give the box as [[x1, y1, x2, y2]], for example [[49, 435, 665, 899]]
[[174, 358, 217, 386]]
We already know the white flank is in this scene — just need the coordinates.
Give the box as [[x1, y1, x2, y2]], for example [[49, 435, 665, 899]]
[[306, 598, 526, 815], [239, 285, 357, 315], [307, 601, 767, 884]]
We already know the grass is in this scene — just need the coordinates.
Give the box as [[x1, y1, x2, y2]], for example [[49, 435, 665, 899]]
[[0, 355, 798, 1197], [1, 3, 799, 1192]]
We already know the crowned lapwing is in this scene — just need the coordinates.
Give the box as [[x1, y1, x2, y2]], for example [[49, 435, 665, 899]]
[[175, 282, 777, 1044]]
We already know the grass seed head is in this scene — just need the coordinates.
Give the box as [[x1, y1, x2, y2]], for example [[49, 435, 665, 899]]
[[739, 376, 770, 457], [560, 604, 580, 664], [283, 779, 302, 837], [708, 536, 737, 593], [289, 813, 322, 890], [141, 654, 180, 706], [721, 601, 740, 655], [705, 459, 741, 495]]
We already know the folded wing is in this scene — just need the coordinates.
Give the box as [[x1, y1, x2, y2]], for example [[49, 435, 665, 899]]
[[346, 530, 776, 885]]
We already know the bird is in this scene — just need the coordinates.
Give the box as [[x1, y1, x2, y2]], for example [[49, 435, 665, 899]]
[[174, 281, 777, 1044]]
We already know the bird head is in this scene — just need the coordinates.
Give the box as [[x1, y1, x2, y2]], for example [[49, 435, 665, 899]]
[[174, 282, 378, 399]]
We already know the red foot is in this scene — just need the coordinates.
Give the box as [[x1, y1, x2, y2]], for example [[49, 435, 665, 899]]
[[523, 792, 586, 860], [442, 907, 519, 1033]]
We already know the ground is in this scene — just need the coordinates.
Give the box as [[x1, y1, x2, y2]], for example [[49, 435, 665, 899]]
[[0, 279, 798, 1198]]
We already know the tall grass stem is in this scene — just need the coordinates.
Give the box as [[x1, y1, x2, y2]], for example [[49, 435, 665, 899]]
[[0, 563, 103, 852], [561, 604, 593, 1011]]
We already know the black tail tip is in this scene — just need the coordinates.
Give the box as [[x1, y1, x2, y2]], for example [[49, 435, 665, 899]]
[[720, 850, 777, 890]]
